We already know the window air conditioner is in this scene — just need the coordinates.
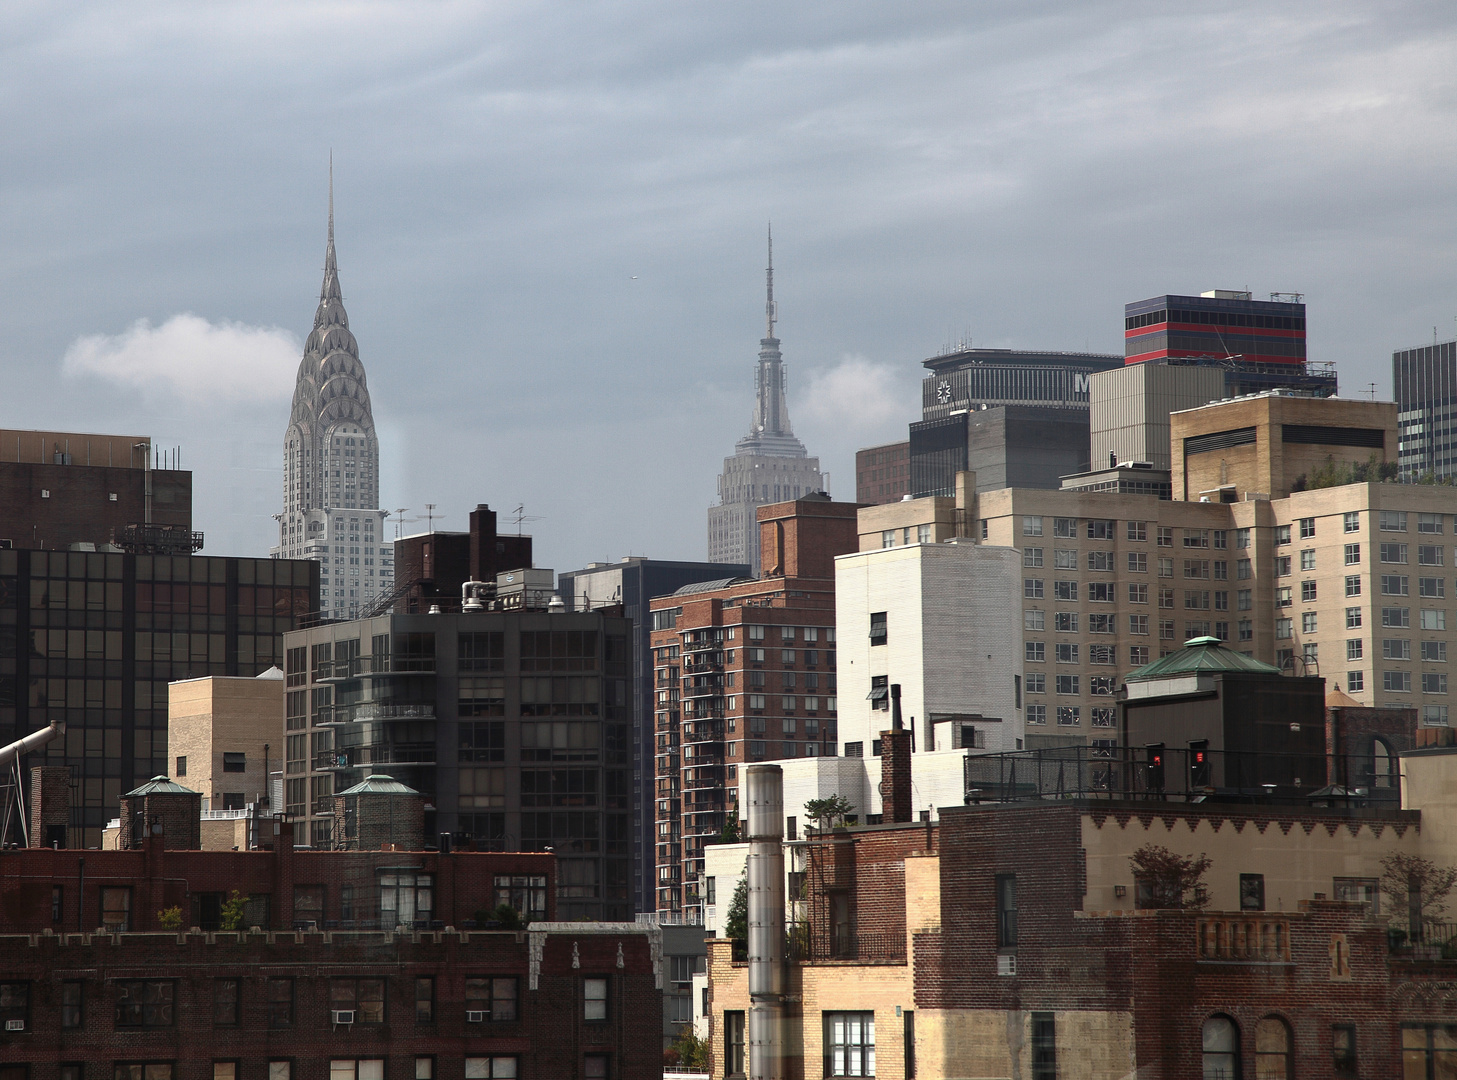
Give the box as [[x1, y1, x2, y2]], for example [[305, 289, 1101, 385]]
[[997, 954, 1017, 977], [4, 1020, 24, 1031], [332, 1010, 355, 1025], [466, 1010, 486, 1023]]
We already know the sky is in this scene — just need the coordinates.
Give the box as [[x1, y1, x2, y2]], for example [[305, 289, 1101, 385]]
[[3, 1, 1456, 576]]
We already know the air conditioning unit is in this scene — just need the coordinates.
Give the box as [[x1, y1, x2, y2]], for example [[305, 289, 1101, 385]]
[[332, 1010, 355, 1025], [997, 954, 1017, 977], [4, 1020, 24, 1031], [466, 1010, 486, 1023]]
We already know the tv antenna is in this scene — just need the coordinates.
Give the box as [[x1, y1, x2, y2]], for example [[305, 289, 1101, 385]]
[[511, 504, 543, 536]]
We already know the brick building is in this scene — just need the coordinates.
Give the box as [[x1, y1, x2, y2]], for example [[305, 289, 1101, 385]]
[[705, 752, 1457, 1078], [649, 496, 858, 919], [854, 442, 909, 506], [0, 918, 660, 1080]]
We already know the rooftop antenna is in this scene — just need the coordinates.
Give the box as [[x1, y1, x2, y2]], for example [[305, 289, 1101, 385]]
[[765, 223, 777, 339], [511, 504, 543, 536], [425, 504, 436, 532], [1367, 383, 1378, 401], [392, 509, 409, 539]]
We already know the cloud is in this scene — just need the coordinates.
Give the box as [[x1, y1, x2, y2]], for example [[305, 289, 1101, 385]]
[[62, 314, 300, 403], [800, 354, 915, 432]]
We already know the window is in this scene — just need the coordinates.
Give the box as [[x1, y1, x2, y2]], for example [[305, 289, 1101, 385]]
[[214, 978, 240, 1025], [1159, 587, 1175, 609], [1031, 1012, 1056, 1080], [1300, 549, 1316, 572], [1420, 545, 1444, 566], [1385, 670, 1412, 692], [330, 1064, 386, 1080], [1055, 549, 1078, 570], [880, 530, 894, 549], [1055, 643, 1079, 664], [1130, 646, 1149, 666], [1202, 1016, 1239, 1080], [1332, 1024, 1357, 1078], [1421, 577, 1446, 598], [1384, 607, 1411, 628], [1420, 512, 1445, 534], [584, 977, 608, 1021], [116, 980, 175, 1027], [1300, 612, 1316, 634], [1344, 543, 1361, 565], [994, 874, 1017, 948], [1129, 583, 1148, 604], [1023, 516, 1043, 536], [1425, 705, 1450, 726], [0, 983, 27, 1034], [1384, 638, 1411, 660], [1025, 674, 1045, 694], [62, 980, 82, 1028], [1090, 676, 1116, 696], [1053, 581, 1077, 601], [1027, 705, 1046, 724], [415, 977, 434, 1023], [1087, 518, 1115, 539], [1214, 530, 1228, 549], [1128, 521, 1147, 541], [1424, 641, 1447, 662], [1088, 551, 1114, 572], [724, 1011, 746, 1076], [1160, 620, 1176, 640], [1025, 609, 1045, 631], [826, 1012, 875, 1078], [1381, 543, 1409, 564], [1053, 517, 1077, 538], [222, 752, 246, 773], [1184, 560, 1210, 579], [1158, 558, 1174, 578], [1024, 579, 1044, 599], [1380, 511, 1408, 532], [1275, 619, 1292, 639], [1347, 607, 1363, 629], [1024, 547, 1043, 567], [1255, 1016, 1292, 1079], [1025, 642, 1045, 662], [414, 1061, 433, 1080], [869, 612, 886, 646], [1056, 706, 1080, 725], [1158, 526, 1173, 547], [1128, 552, 1147, 573], [1273, 555, 1291, 577], [917, 524, 931, 544], [1299, 517, 1315, 539], [1237, 558, 1252, 580], [1240, 874, 1266, 911], [1347, 672, 1364, 692], [267, 978, 293, 1027], [1346, 575, 1362, 597], [1055, 675, 1079, 695], [1426, 673, 1449, 694], [1347, 639, 1363, 661], [1184, 529, 1209, 548], [1213, 560, 1228, 580], [1275, 524, 1291, 545], [1344, 511, 1361, 533], [1130, 615, 1149, 635], [466, 977, 517, 1021], [1238, 620, 1252, 642], [102, 887, 131, 931], [1275, 586, 1292, 608], [176, 756, 187, 776], [1055, 612, 1078, 633], [115, 1068, 174, 1080], [331, 978, 386, 1024], [1235, 528, 1251, 548], [1089, 614, 1114, 634], [1382, 575, 1409, 596], [52, 885, 63, 923], [1424, 609, 1448, 631]]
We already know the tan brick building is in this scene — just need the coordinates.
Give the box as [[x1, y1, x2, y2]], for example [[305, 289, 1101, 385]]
[[167, 670, 285, 812]]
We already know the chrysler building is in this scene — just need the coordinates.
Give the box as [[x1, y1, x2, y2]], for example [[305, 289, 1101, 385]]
[[272, 169, 391, 617], [708, 229, 824, 576]]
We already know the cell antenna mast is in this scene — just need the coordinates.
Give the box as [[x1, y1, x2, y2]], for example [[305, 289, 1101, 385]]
[[765, 223, 777, 339]]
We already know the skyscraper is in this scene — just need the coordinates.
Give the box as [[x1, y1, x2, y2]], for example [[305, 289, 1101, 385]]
[[708, 230, 824, 576], [272, 167, 391, 617], [1394, 337, 1457, 481]]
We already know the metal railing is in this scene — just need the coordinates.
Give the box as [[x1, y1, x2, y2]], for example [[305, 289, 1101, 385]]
[[781, 923, 906, 964], [963, 745, 1400, 805], [1389, 921, 1457, 955]]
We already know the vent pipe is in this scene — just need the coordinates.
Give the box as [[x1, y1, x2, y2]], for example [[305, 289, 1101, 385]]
[[746, 763, 785, 1080]]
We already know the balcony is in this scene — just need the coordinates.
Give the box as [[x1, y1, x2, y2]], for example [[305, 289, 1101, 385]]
[[1197, 915, 1291, 963], [683, 682, 726, 699], [682, 721, 725, 744], [351, 703, 436, 723], [681, 637, 723, 653]]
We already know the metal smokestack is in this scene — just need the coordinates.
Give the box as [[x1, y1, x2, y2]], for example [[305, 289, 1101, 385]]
[[891, 683, 903, 731], [746, 763, 785, 1080]]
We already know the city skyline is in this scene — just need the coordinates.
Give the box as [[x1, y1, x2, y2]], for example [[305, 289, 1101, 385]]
[[4, 4, 1457, 576]]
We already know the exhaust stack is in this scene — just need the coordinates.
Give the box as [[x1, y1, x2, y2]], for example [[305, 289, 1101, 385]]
[[746, 763, 785, 1080]]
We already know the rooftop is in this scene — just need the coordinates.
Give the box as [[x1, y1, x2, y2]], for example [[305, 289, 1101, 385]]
[[1126, 636, 1282, 680]]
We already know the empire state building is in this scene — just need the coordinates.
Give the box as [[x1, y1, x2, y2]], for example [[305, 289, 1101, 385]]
[[271, 169, 391, 618], [708, 230, 824, 576]]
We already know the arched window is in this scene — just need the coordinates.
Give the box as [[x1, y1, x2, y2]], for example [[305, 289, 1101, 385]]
[[1373, 738, 1395, 789], [1254, 1015, 1292, 1079], [1203, 1015, 1239, 1079]]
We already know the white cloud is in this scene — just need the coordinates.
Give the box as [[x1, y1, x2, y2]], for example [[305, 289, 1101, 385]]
[[62, 314, 299, 403], [800, 354, 914, 432]]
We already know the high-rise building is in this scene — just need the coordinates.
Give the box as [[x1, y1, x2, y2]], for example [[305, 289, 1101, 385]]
[[653, 496, 857, 919], [1394, 337, 1457, 481], [855, 441, 910, 505], [273, 171, 390, 618], [1124, 290, 1307, 367], [557, 556, 748, 914], [708, 231, 824, 576]]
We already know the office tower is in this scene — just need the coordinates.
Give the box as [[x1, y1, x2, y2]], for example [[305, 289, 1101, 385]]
[[652, 496, 857, 919], [855, 441, 910, 505], [708, 230, 824, 576], [1124, 290, 1309, 367], [1394, 337, 1457, 480], [557, 556, 749, 913], [273, 170, 390, 617], [283, 594, 635, 921], [910, 348, 1123, 499]]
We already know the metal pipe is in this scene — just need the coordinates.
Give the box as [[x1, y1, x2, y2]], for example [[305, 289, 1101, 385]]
[[746, 764, 785, 1080], [0, 720, 65, 771]]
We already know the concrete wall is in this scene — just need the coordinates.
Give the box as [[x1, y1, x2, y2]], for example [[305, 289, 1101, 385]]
[[1090, 362, 1225, 472]]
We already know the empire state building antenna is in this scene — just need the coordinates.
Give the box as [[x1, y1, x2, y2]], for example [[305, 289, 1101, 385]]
[[765, 222, 777, 340]]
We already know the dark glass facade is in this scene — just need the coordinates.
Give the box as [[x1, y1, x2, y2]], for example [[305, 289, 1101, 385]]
[[1394, 339, 1457, 480], [1, 549, 317, 847], [1124, 294, 1307, 366]]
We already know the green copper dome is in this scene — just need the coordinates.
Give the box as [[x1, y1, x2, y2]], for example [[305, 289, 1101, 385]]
[[1126, 636, 1282, 680]]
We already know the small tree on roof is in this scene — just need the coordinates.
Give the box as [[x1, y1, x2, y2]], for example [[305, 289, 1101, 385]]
[[1129, 844, 1211, 910], [803, 794, 855, 832]]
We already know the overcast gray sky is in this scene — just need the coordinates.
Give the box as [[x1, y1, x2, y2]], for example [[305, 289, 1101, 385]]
[[3, 1, 1456, 575]]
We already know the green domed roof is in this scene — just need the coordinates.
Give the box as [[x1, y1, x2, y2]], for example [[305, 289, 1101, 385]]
[[1126, 636, 1282, 680], [123, 776, 199, 797]]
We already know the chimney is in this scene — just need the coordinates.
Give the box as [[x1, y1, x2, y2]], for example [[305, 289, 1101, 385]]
[[28, 766, 71, 848], [881, 684, 913, 824], [746, 764, 785, 1080]]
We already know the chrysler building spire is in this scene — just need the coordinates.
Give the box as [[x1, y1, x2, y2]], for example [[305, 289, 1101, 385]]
[[272, 165, 391, 618]]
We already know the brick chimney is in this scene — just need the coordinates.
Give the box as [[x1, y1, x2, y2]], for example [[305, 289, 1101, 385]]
[[881, 684, 913, 823], [28, 766, 71, 848]]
